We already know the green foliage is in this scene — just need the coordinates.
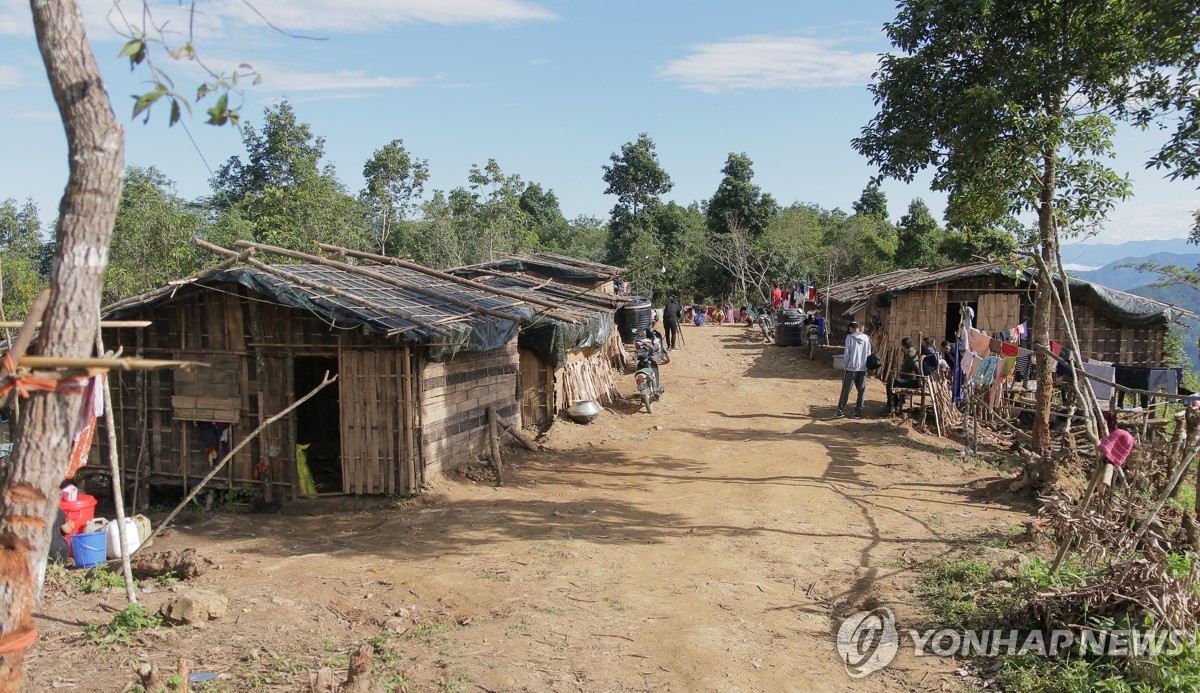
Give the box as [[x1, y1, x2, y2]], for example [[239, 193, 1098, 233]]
[[852, 182, 889, 220], [0, 197, 49, 321], [86, 604, 162, 645], [209, 100, 372, 254], [360, 139, 429, 255], [105, 166, 208, 303], [72, 564, 125, 594], [602, 133, 673, 220], [705, 152, 778, 237], [894, 198, 944, 269], [919, 555, 1003, 628]]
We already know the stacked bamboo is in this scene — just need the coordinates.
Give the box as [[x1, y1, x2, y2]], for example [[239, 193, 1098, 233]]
[[559, 354, 620, 411]]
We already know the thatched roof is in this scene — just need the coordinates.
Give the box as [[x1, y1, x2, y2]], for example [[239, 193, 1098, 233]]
[[103, 242, 617, 362], [452, 252, 627, 282], [824, 261, 1197, 327]]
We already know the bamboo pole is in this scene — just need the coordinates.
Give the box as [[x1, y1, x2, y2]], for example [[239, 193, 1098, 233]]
[[316, 243, 579, 312], [0, 321, 151, 329], [95, 328, 137, 604], [135, 372, 338, 554], [234, 240, 580, 325], [15, 357, 205, 371], [102, 247, 254, 315], [200, 242, 450, 336]]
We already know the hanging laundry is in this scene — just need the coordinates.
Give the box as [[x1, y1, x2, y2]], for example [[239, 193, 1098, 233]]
[[1014, 353, 1034, 383], [66, 374, 105, 479], [1049, 341, 1062, 356], [1082, 360, 1115, 400], [1149, 368, 1180, 395], [808, 287, 819, 304], [968, 329, 992, 355], [1001, 342, 1019, 357], [1016, 322, 1029, 339], [1115, 366, 1151, 409], [988, 337, 1003, 355]]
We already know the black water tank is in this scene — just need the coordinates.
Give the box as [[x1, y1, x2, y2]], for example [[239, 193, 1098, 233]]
[[616, 297, 654, 343], [775, 309, 805, 347]]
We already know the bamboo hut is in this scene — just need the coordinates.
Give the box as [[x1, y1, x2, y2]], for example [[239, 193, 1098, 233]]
[[101, 243, 618, 499], [823, 262, 1195, 368]]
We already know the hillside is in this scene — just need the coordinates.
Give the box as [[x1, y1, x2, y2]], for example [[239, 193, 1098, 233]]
[[1070, 251, 1200, 290], [1127, 282, 1200, 371]]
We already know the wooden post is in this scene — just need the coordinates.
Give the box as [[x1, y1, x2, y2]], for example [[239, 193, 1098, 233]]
[[97, 332, 138, 604], [486, 405, 504, 487]]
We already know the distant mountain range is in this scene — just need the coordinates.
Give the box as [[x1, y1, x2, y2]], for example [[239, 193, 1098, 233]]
[[1061, 240, 1200, 370], [1060, 237, 1197, 270]]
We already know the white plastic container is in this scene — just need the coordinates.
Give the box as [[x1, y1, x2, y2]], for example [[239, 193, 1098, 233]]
[[105, 517, 142, 558]]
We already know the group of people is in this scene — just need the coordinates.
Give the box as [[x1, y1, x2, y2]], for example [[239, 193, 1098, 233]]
[[837, 324, 956, 418]]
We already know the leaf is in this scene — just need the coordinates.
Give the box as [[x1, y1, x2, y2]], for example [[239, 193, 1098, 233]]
[[169, 99, 181, 126], [131, 87, 166, 121], [118, 39, 146, 69], [205, 93, 230, 126]]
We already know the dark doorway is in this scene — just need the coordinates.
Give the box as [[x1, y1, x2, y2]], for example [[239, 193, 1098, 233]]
[[946, 301, 978, 342], [294, 356, 341, 493]]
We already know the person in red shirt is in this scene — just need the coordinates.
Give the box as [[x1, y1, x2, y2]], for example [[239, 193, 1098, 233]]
[[771, 285, 784, 310]]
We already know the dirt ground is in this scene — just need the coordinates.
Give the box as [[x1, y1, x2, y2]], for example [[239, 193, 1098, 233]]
[[28, 323, 1036, 692]]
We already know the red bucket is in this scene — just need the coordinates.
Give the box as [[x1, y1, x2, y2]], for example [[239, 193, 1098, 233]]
[[59, 494, 97, 535]]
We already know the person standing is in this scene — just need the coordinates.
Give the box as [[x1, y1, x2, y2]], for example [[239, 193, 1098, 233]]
[[886, 337, 921, 414], [771, 284, 784, 310], [663, 299, 683, 351], [837, 321, 872, 418]]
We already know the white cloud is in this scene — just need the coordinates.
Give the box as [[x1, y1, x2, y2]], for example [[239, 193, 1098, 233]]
[[0, 63, 20, 88], [209, 0, 556, 33], [657, 34, 880, 93], [260, 65, 422, 91]]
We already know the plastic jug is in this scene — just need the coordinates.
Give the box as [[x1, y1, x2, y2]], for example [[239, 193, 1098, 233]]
[[105, 518, 141, 558]]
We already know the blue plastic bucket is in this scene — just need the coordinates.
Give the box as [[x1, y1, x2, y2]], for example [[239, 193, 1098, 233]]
[[71, 530, 108, 569]]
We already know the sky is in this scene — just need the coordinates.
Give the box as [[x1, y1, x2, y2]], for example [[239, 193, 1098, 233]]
[[1, 0, 1198, 246]]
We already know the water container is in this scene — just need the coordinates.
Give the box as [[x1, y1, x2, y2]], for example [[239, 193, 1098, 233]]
[[615, 297, 654, 344], [71, 531, 108, 569], [132, 514, 152, 545], [774, 309, 806, 347], [59, 494, 97, 534], [106, 517, 142, 558]]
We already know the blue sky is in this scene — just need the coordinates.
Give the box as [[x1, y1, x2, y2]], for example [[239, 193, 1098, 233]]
[[1, 0, 1197, 246]]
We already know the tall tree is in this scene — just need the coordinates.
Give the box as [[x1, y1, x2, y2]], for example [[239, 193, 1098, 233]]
[[706, 152, 778, 236], [894, 198, 943, 269], [0, 199, 49, 322], [106, 166, 208, 303], [360, 139, 429, 256], [519, 182, 568, 250], [211, 100, 370, 252], [851, 182, 889, 220], [1, 2, 250, 686], [602, 134, 673, 267], [853, 0, 1160, 451]]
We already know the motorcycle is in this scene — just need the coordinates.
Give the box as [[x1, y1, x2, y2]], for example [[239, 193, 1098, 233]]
[[633, 340, 663, 413], [634, 327, 670, 365], [804, 313, 821, 360], [755, 304, 775, 342]]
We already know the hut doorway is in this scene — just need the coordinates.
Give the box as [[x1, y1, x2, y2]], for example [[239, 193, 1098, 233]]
[[946, 302, 978, 342], [294, 356, 342, 493]]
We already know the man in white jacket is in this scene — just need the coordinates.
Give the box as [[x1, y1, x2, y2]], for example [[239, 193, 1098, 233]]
[[837, 321, 872, 418]]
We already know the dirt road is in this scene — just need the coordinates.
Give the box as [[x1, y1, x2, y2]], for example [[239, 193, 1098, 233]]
[[31, 323, 1032, 691]]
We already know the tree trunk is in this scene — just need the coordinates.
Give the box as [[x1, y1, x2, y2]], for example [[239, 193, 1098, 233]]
[[1031, 146, 1058, 453], [0, 1, 123, 687]]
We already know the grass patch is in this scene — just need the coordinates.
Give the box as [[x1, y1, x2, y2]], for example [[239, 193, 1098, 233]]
[[74, 565, 125, 594], [919, 555, 1005, 628], [85, 604, 162, 645]]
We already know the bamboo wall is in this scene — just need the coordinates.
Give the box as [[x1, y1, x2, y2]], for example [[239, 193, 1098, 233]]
[[518, 348, 555, 428], [106, 283, 428, 498], [420, 341, 521, 477]]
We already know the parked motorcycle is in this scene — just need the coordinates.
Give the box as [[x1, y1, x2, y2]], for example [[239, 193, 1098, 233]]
[[634, 327, 670, 365], [755, 304, 775, 342], [633, 340, 663, 413], [804, 312, 821, 360]]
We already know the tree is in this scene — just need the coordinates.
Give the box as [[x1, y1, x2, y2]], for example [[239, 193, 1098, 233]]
[[105, 166, 208, 303], [519, 182, 568, 251], [852, 182, 889, 220], [3, 3, 251, 685], [853, 0, 1164, 451], [894, 198, 943, 269], [360, 139, 429, 255], [706, 152, 778, 236], [602, 134, 673, 267], [0, 199, 49, 322], [211, 100, 371, 253]]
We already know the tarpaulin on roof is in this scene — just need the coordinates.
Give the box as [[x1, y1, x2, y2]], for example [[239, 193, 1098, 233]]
[[518, 309, 614, 368], [1066, 277, 1189, 327]]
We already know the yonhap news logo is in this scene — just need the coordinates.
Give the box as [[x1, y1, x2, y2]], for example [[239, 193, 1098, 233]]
[[836, 607, 900, 678], [835, 607, 1197, 678]]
